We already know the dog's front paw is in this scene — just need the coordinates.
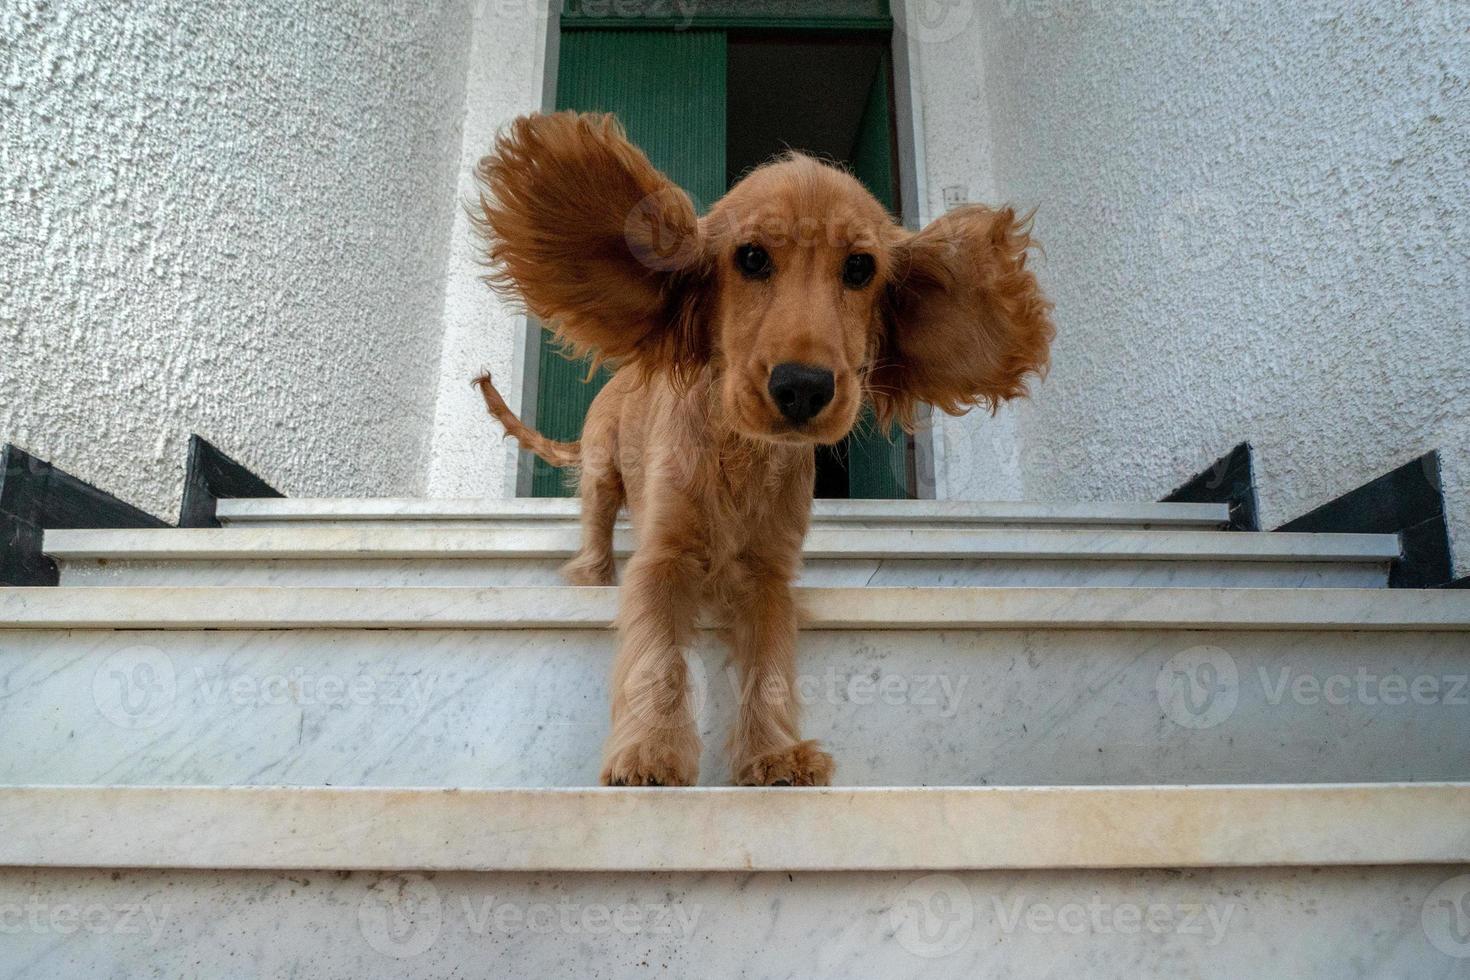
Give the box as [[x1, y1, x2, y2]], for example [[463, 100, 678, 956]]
[[600, 736, 699, 787], [735, 740, 834, 787]]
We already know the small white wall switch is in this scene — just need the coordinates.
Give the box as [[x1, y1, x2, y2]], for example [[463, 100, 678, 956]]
[[942, 185, 968, 210]]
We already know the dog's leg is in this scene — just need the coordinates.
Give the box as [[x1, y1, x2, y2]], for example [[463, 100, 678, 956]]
[[562, 454, 621, 586], [727, 564, 834, 787], [599, 543, 703, 786]]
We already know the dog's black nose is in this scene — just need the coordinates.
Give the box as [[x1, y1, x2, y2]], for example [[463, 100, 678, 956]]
[[768, 363, 835, 425]]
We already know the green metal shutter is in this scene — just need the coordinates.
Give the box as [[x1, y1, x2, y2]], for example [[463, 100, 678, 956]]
[[532, 30, 727, 496]]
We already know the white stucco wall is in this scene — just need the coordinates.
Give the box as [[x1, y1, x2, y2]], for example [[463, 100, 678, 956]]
[[1, 0, 472, 519], [926, 0, 1469, 574]]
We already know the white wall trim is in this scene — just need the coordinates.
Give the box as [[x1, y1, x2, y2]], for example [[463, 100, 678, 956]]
[[507, 2, 561, 498], [890, 0, 941, 499], [424, 0, 552, 501]]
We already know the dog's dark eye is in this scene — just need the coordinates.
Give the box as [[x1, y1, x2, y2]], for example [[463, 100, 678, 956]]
[[734, 243, 772, 280], [842, 253, 876, 289]]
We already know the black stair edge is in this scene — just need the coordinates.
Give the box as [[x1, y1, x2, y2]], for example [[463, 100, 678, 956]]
[[0, 512, 57, 587], [1, 443, 168, 530], [0, 443, 168, 586], [1161, 442, 1259, 531], [179, 435, 284, 528], [1276, 451, 1452, 589], [1446, 576, 1470, 589]]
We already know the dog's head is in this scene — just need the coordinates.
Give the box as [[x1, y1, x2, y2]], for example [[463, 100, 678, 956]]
[[475, 112, 1054, 445]]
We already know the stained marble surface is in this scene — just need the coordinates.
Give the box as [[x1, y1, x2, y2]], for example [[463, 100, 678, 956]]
[[1, 865, 1465, 978], [4, 784, 1466, 870], [3, 624, 1467, 787], [57, 556, 1391, 589]]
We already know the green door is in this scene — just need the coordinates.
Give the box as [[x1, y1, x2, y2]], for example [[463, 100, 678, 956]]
[[532, 30, 727, 496], [535, 7, 910, 498]]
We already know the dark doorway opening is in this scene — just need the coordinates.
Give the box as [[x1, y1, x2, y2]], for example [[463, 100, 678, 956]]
[[725, 33, 912, 499], [726, 34, 888, 187]]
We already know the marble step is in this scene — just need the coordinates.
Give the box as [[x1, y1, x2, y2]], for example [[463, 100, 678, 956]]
[[2, 785, 1466, 977], [3, 586, 1467, 788], [45, 525, 1400, 588], [216, 496, 1233, 530], [4, 864, 1465, 978], [6, 783, 1467, 870]]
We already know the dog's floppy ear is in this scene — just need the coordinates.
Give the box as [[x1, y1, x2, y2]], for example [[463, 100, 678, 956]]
[[472, 112, 708, 375], [871, 206, 1055, 429]]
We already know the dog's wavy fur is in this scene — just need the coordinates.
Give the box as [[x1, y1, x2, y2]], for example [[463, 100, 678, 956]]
[[472, 112, 1054, 786]]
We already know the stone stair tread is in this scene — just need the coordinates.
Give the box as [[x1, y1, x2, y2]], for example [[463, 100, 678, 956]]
[[216, 497, 1233, 527], [43, 525, 1401, 562], [3, 783, 1466, 872], [4, 585, 1467, 630]]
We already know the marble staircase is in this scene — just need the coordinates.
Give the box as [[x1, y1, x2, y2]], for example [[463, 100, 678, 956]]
[[2, 498, 1468, 976]]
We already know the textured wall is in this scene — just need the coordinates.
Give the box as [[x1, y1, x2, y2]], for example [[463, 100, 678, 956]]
[[936, 0, 1469, 573], [1, 0, 472, 519]]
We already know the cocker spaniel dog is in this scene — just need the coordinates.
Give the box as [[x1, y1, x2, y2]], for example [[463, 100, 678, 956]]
[[472, 112, 1053, 787]]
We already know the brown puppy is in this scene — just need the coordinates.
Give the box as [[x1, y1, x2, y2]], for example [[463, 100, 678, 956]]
[[472, 112, 1053, 787]]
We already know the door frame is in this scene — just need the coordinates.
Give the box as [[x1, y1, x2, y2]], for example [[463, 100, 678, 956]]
[[509, 0, 938, 498]]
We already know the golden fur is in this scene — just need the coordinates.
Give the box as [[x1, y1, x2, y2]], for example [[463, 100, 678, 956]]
[[472, 112, 1054, 786]]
